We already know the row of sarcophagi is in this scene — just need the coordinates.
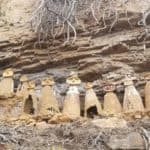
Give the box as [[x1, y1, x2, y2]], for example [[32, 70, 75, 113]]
[[0, 68, 150, 119]]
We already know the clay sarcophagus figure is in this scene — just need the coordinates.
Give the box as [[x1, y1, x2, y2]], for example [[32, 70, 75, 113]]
[[103, 83, 122, 115], [84, 82, 102, 118], [17, 75, 29, 98], [123, 78, 144, 113], [145, 78, 150, 110], [22, 81, 38, 116], [39, 77, 59, 117], [63, 72, 81, 118], [0, 68, 15, 98]]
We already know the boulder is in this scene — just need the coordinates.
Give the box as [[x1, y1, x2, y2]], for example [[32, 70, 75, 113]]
[[107, 132, 145, 150], [91, 117, 127, 128]]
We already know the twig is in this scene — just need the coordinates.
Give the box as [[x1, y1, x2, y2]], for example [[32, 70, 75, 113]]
[[141, 127, 150, 150]]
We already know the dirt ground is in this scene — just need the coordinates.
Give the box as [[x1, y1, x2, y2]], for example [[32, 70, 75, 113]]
[[0, 117, 149, 150]]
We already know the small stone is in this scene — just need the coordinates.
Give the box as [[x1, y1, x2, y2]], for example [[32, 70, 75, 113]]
[[91, 117, 127, 128], [48, 114, 73, 124], [0, 144, 7, 150], [107, 132, 145, 150], [35, 121, 50, 130]]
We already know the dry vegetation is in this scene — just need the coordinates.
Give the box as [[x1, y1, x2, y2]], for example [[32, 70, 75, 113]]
[[31, 0, 150, 45]]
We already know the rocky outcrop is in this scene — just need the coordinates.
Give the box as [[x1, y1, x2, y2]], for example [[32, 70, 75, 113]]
[[0, 0, 150, 99]]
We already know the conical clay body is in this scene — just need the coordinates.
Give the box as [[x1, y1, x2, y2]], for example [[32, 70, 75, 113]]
[[85, 88, 102, 117], [123, 85, 144, 112], [63, 86, 80, 118], [17, 82, 28, 98], [103, 92, 122, 115], [0, 78, 14, 97], [145, 81, 150, 110], [39, 86, 59, 116]]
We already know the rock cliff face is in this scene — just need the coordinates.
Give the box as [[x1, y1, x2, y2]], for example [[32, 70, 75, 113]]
[[0, 1, 150, 149], [0, 0, 150, 99]]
